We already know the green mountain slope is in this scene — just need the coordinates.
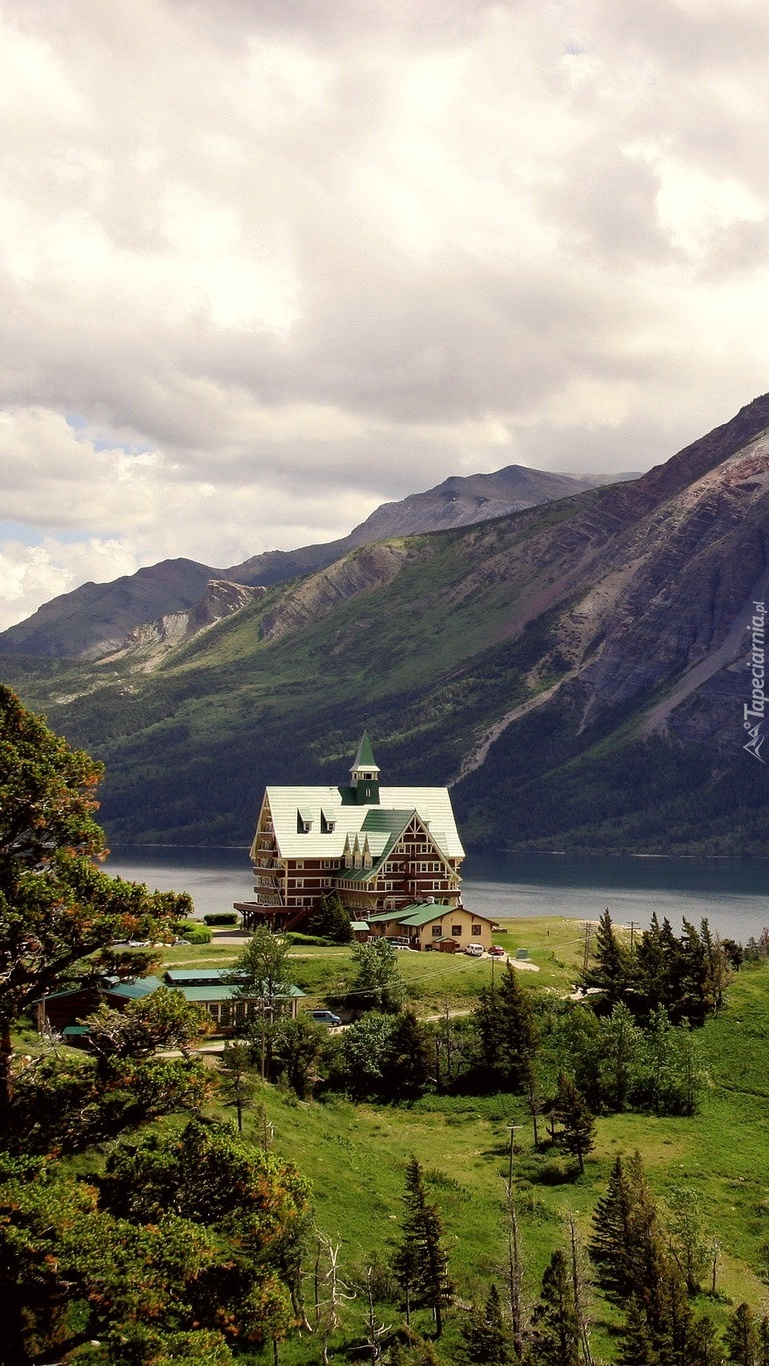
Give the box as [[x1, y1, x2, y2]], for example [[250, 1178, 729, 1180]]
[[8, 396, 769, 853]]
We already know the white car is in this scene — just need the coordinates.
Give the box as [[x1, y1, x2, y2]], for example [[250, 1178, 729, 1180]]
[[464, 943, 484, 957]]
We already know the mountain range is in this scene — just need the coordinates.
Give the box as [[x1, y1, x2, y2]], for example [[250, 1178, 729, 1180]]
[[0, 464, 601, 662], [3, 402, 768, 856]]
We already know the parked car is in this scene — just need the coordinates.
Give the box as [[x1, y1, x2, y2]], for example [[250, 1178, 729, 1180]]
[[489, 945, 506, 957], [309, 1009, 342, 1027], [464, 943, 484, 957]]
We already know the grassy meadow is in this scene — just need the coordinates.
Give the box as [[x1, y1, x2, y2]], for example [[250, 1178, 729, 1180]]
[[161, 919, 769, 1361]]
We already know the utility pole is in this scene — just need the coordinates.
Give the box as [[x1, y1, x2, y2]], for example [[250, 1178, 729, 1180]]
[[627, 920, 640, 952], [579, 923, 593, 975]]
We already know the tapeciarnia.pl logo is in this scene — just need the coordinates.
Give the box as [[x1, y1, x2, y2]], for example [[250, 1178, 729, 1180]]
[[744, 600, 767, 763]]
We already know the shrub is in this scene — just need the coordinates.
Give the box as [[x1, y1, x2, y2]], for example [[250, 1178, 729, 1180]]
[[185, 926, 212, 944], [202, 913, 239, 926]]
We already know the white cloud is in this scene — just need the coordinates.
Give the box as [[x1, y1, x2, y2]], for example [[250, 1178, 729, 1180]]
[[2, 0, 769, 630]]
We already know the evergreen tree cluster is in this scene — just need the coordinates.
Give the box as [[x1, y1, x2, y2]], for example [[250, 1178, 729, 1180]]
[[583, 910, 730, 1025]]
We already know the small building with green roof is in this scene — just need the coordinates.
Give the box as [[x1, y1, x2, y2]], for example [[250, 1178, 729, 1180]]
[[365, 902, 498, 953]]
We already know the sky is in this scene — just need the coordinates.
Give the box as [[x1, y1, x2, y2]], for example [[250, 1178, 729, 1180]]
[[2, 0, 769, 631]]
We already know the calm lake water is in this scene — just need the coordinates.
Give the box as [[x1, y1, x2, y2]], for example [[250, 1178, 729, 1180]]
[[105, 847, 769, 942]]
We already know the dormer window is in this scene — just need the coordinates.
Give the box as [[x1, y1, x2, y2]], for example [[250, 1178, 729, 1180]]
[[321, 808, 336, 833], [297, 807, 313, 834]]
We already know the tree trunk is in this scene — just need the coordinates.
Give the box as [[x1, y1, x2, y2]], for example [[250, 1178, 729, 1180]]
[[507, 1195, 524, 1359], [0, 1022, 14, 1132]]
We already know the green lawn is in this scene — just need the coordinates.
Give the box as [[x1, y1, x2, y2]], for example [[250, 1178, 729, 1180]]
[[190, 939, 769, 1361], [161, 915, 585, 1013], [85, 926, 769, 1360]]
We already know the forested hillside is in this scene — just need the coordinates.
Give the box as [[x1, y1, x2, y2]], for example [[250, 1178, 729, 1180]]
[[5, 396, 769, 852]]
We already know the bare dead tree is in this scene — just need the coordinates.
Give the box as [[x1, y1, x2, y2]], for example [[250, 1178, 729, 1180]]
[[565, 1208, 593, 1366], [361, 1264, 391, 1366], [505, 1190, 526, 1359], [314, 1232, 356, 1366]]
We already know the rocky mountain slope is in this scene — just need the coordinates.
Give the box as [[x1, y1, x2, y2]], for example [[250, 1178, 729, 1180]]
[[0, 464, 596, 661], [6, 397, 769, 854]]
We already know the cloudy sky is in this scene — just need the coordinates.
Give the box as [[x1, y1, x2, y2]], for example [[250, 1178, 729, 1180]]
[[2, 0, 769, 630]]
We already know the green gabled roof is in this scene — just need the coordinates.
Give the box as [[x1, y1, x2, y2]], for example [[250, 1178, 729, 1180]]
[[366, 902, 453, 926], [105, 976, 165, 1000], [352, 730, 379, 773], [164, 968, 238, 985], [177, 983, 305, 1003], [360, 808, 411, 833]]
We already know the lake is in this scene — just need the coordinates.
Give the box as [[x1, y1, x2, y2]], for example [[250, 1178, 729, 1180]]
[[104, 847, 769, 942]]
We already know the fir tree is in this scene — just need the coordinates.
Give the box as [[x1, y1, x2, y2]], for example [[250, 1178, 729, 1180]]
[[385, 1010, 432, 1099], [474, 984, 505, 1074], [460, 1284, 515, 1365], [677, 919, 710, 1025], [307, 892, 352, 944], [590, 1155, 636, 1304], [554, 1074, 595, 1174], [589, 1153, 664, 1309], [393, 1158, 453, 1338], [618, 1298, 659, 1366], [726, 1304, 757, 1366], [581, 909, 632, 1005], [529, 1250, 580, 1366], [497, 962, 540, 1094], [634, 913, 667, 1022]]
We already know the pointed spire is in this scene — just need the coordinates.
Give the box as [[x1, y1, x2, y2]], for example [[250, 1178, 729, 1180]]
[[350, 729, 380, 804], [351, 728, 380, 775]]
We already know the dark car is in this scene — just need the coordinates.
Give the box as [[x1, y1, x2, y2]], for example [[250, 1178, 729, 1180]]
[[309, 1009, 342, 1027], [489, 946, 507, 957]]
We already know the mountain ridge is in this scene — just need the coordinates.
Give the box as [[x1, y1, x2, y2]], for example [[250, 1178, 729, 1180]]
[[6, 396, 769, 855], [0, 464, 601, 661]]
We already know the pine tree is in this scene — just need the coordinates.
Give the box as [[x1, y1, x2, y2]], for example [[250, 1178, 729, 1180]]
[[460, 1284, 515, 1365], [618, 1298, 659, 1366], [590, 1155, 636, 1304], [659, 918, 685, 1016], [385, 1010, 432, 1099], [726, 1304, 757, 1366], [393, 1158, 453, 1338], [497, 962, 540, 1094], [307, 892, 353, 944], [589, 1153, 664, 1308], [581, 909, 632, 1005], [474, 984, 505, 1074], [554, 1074, 595, 1174], [678, 919, 710, 1025], [634, 913, 667, 1021], [530, 1249, 580, 1366]]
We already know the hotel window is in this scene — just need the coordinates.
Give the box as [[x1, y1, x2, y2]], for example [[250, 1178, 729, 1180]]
[[451, 925, 462, 937], [431, 925, 442, 938], [472, 924, 482, 936]]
